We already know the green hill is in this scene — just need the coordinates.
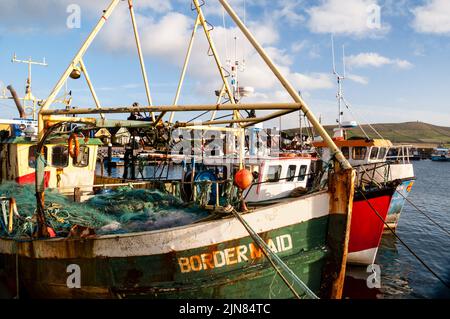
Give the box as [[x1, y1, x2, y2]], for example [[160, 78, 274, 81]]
[[284, 121, 450, 147]]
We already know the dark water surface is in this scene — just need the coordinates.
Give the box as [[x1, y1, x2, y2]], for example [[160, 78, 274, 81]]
[[345, 160, 450, 299]]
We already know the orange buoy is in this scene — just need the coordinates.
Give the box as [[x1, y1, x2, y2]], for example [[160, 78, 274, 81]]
[[47, 227, 56, 238], [234, 169, 253, 190], [68, 133, 80, 159]]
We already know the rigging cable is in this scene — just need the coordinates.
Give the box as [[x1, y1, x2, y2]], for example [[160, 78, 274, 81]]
[[398, 191, 450, 237], [371, 168, 450, 237], [342, 96, 385, 141], [231, 208, 319, 299], [242, 0, 247, 66], [222, 6, 229, 66], [358, 189, 450, 290]]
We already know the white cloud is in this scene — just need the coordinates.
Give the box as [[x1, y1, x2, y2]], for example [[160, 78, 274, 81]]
[[346, 53, 413, 69], [0, 0, 174, 33], [291, 40, 308, 54], [289, 73, 334, 91], [98, 4, 192, 64], [412, 0, 450, 35], [201, 0, 246, 17], [346, 74, 369, 85], [290, 40, 321, 59], [272, 0, 305, 27], [307, 0, 389, 37], [96, 3, 333, 102]]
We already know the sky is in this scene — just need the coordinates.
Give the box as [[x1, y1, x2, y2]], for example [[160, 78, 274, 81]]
[[0, 0, 449, 129]]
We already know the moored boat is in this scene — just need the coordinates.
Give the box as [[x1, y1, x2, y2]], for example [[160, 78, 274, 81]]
[[431, 147, 450, 162], [313, 134, 415, 265]]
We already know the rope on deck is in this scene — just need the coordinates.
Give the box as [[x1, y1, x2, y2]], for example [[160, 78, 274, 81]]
[[231, 209, 319, 299]]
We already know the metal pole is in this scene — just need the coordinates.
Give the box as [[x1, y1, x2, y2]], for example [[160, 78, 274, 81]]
[[40, 102, 303, 115], [242, 109, 299, 128], [177, 116, 260, 127], [192, 0, 240, 121], [128, 0, 155, 122], [79, 58, 105, 119], [210, 84, 226, 121], [218, 0, 351, 169], [38, 0, 120, 136], [166, 15, 201, 124]]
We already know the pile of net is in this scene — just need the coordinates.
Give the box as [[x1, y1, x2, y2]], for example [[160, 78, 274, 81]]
[[0, 182, 208, 238]]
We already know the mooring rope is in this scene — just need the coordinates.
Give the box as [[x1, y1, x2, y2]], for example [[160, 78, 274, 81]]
[[231, 209, 319, 299], [358, 189, 450, 290], [395, 190, 450, 237], [370, 167, 450, 237]]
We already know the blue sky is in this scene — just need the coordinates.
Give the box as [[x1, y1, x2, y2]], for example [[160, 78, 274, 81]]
[[0, 0, 449, 128]]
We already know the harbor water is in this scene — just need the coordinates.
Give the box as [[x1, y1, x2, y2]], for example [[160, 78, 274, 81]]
[[345, 160, 450, 299]]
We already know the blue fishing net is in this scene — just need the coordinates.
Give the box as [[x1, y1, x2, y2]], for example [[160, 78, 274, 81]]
[[0, 182, 208, 238]]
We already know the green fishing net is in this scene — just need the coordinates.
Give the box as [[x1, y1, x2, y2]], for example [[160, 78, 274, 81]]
[[0, 182, 208, 239]]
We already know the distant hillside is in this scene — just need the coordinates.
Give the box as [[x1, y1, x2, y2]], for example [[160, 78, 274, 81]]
[[284, 122, 450, 147]]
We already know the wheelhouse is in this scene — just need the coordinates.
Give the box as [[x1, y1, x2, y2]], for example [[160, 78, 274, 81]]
[[201, 155, 318, 204], [0, 135, 102, 194], [313, 138, 394, 166]]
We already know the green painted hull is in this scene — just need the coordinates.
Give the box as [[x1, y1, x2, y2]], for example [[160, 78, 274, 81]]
[[1, 216, 331, 299]]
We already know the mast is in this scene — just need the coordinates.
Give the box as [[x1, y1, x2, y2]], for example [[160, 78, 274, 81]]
[[332, 36, 345, 129], [11, 54, 48, 120], [218, 0, 351, 170]]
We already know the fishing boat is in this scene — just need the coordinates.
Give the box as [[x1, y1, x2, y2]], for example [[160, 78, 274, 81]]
[[431, 147, 450, 162], [0, 56, 100, 196], [309, 39, 415, 265], [0, 120, 102, 195], [0, 0, 356, 299], [313, 130, 415, 265]]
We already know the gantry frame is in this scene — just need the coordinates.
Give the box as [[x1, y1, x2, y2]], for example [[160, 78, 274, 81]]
[[37, 0, 352, 179]]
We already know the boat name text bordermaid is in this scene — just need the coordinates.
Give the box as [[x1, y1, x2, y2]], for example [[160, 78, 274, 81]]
[[178, 234, 293, 273]]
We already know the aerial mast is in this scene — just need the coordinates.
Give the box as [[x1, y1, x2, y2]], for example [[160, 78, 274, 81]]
[[331, 36, 346, 129], [11, 54, 48, 120]]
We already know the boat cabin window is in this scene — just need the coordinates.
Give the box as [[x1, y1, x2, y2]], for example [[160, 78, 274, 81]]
[[378, 147, 387, 160], [370, 147, 379, 160], [287, 165, 296, 181], [387, 148, 398, 158], [73, 146, 89, 168], [352, 147, 367, 160], [52, 146, 69, 168], [265, 165, 282, 182], [341, 147, 350, 159], [28, 145, 47, 168], [298, 165, 308, 181]]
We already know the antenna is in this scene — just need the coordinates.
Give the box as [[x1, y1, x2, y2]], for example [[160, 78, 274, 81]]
[[9, 54, 48, 120], [11, 53, 48, 95], [331, 35, 337, 75], [330, 38, 346, 128], [342, 45, 346, 78]]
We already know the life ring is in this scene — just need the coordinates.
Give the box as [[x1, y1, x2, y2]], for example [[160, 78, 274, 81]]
[[68, 133, 80, 159], [280, 152, 296, 158]]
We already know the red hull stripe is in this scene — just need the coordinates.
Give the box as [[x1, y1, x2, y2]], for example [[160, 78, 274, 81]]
[[349, 194, 392, 253], [16, 171, 50, 188]]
